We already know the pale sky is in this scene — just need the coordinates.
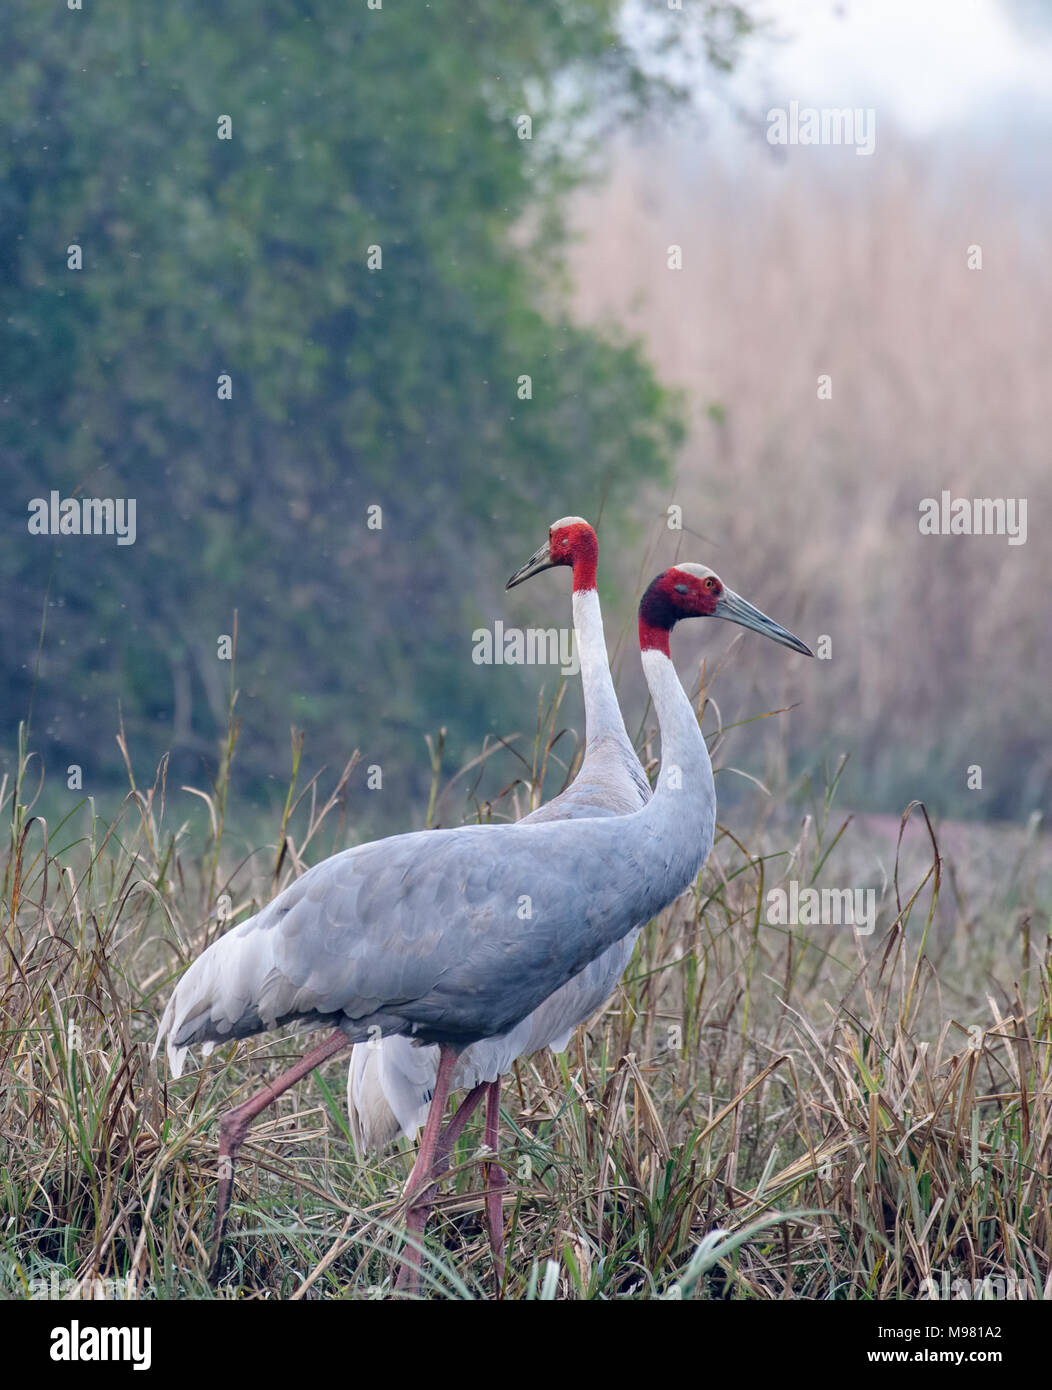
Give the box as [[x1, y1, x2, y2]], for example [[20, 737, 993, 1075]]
[[724, 0, 1052, 133]]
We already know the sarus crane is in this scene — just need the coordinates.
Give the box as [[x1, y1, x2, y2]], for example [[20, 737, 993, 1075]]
[[154, 558, 811, 1290], [346, 517, 651, 1283]]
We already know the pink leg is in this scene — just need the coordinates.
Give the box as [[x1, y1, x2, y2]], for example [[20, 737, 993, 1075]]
[[395, 1043, 461, 1292], [430, 1080, 488, 1184], [394, 1080, 487, 1264], [483, 1078, 507, 1290], [209, 1026, 351, 1283]]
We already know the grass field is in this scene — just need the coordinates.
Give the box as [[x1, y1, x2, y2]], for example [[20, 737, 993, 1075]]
[[3, 682, 1050, 1301]]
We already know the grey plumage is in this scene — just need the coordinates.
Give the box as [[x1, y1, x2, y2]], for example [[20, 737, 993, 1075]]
[[153, 549, 811, 1295], [159, 786, 711, 1077], [347, 573, 651, 1149], [156, 634, 716, 1080]]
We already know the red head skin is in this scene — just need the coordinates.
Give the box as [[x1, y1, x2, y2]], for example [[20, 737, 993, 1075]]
[[548, 520, 598, 592], [638, 567, 723, 656]]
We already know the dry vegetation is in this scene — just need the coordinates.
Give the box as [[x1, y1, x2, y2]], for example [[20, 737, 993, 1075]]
[[3, 644, 1050, 1300], [3, 134, 1049, 1303], [568, 131, 1052, 821]]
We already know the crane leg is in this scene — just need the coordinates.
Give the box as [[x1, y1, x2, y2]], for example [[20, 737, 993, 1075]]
[[394, 1042, 463, 1294], [482, 1079, 507, 1291], [415, 1079, 488, 1207], [208, 1026, 350, 1284], [393, 1077, 487, 1294]]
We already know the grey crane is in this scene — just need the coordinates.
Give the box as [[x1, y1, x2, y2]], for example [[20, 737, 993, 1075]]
[[154, 558, 811, 1290], [346, 517, 650, 1281]]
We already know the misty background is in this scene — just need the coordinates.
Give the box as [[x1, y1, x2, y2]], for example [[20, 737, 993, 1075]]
[[3, 0, 1048, 839]]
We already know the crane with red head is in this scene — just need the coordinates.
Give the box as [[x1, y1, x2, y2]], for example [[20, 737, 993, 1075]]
[[156, 532, 811, 1294]]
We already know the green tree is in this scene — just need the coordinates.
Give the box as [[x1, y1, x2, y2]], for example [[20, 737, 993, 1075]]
[[1, 2, 752, 825]]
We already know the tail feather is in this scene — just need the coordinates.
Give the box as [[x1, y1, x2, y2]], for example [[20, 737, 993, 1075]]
[[346, 1021, 535, 1153], [153, 921, 276, 1079], [347, 1038, 437, 1152]]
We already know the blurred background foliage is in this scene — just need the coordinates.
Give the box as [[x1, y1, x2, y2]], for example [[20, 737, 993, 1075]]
[[1, 3, 754, 828], [5, 1, 1047, 835]]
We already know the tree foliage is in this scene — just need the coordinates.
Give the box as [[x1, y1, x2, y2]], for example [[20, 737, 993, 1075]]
[[1, 2, 750, 821]]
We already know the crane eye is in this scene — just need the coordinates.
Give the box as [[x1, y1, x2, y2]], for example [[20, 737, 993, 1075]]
[[674, 583, 688, 595], [704, 578, 715, 590]]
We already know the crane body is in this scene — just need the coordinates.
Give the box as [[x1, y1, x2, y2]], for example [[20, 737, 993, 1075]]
[[347, 519, 650, 1152], [154, 552, 812, 1291]]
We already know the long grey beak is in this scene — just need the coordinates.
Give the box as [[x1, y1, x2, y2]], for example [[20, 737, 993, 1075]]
[[715, 588, 813, 656], [506, 540, 554, 590]]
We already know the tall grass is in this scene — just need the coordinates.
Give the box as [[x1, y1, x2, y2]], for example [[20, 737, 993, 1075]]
[[1, 666, 1050, 1299], [568, 134, 1052, 821]]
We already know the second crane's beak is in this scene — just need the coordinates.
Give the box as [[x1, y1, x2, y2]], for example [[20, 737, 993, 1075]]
[[715, 588, 813, 656], [506, 539, 555, 590]]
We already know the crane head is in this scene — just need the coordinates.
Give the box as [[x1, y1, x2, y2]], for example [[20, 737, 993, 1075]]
[[506, 516, 598, 592], [639, 563, 813, 657]]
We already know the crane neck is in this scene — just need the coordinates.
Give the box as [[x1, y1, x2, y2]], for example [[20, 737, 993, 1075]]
[[640, 646, 714, 809], [572, 587, 633, 756]]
